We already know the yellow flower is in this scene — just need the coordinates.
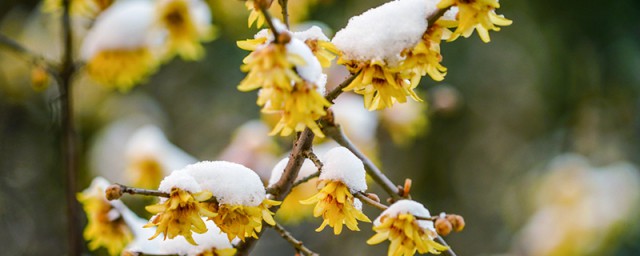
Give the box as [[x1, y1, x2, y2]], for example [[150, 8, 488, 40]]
[[238, 43, 303, 94], [205, 199, 281, 241], [85, 48, 159, 92], [128, 157, 165, 189], [77, 179, 133, 256], [380, 99, 429, 146], [402, 24, 450, 82], [367, 213, 448, 256], [341, 59, 421, 111], [437, 0, 512, 43], [270, 82, 331, 137], [157, 0, 216, 61], [246, 0, 266, 28], [304, 39, 338, 68], [198, 248, 238, 256], [144, 188, 217, 245], [300, 180, 371, 235]]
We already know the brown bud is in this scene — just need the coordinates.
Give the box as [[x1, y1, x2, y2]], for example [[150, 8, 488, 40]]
[[365, 193, 381, 203], [446, 214, 465, 232], [435, 218, 452, 236], [277, 32, 292, 44], [402, 178, 412, 197], [105, 184, 123, 201]]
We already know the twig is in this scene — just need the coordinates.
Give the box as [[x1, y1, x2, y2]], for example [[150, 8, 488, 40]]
[[106, 184, 170, 200], [302, 150, 323, 171], [324, 72, 359, 103], [428, 7, 450, 26], [0, 33, 58, 78], [259, 5, 280, 41], [355, 192, 388, 211], [59, 0, 81, 255], [278, 0, 289, 27], [291, 171, 320, 188], [322, 123, 403, 200], [273, 222, 318, 256]]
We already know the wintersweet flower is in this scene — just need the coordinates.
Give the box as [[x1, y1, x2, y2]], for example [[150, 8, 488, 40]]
[[77, 177, 133, 256], [42, 0, 114, 18], [238, 25, 331, 137], [437, 0, 512, 43], [158, 219, 237, 256], [245, 0, 266, 28], [300, 147, 371, 234], [181, 161, 282, 241], [367, 200, 448, 256], [81, 0, 162, 91], [144, 172, 217, 245], [157, 0, 216, 61], [402, 23, 451, 82], [293, 26, 338, 68]]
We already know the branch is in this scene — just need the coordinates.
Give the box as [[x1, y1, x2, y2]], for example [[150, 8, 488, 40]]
[[278, 0, 289, 27], [355, 192, 388, 211], [105, 184, 170, 200], [291, 171, 320, 188], [259, 4, 281, 41], [0, 33, 58, 77], [273, 222, 318, 256], [428, 7, 450, 26], [324, 72, 359, 103], [322, 122, 403, 200], [302, 150, 323, 170]]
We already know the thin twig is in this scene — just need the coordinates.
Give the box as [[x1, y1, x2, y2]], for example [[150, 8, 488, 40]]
[[278, 0, 289, 27], [428, 7, 450, 26], [259, 5, 280, 41], [302, 150, 323, 171], [355, 192, 388, 211], [322, 123, 403, 200], [108, 184, 170, 199], [324, 72, 359, 103], [273, 222, 319, 256], [0, 33, 58, 78], [291, 171, 320, 188]]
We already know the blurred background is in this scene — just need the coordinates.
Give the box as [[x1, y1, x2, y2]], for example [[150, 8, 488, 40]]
[[1, 0, 640, 255]]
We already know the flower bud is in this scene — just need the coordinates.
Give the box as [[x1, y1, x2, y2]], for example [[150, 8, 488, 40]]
[[105, 184, 123, 201], [435, 218, 452, 236], [277, 32, 292, 44], [30, 66, 49, 92], [446, 214, 465, 232]]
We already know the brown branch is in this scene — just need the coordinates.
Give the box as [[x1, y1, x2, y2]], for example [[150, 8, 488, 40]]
[[278, 0, 289, 27], [355, 192, 388, 211], [428, 7, 450, 26], [302, 150, 323, 170], [106, 184, 170, 200], [0, 33, 58, 78], [273, 222, 318, 256], [291, 171, 320, 188], [259, 4, 281, 41], [324, 72, 359, 103]]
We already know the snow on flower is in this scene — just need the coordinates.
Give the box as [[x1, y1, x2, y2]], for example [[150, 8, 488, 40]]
[[77, 177, 134, 255], [156, 0, 216, 61], [159, 219, 236, 256], [180, 161, 281, 241], [300, 146, 370, 235], [81, 0, 162, 91], [367, 200, 448, 256]]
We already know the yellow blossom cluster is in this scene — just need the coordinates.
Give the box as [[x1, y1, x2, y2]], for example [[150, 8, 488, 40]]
[[300, 180, 371, 234], [367, 213, 448, 256], [205, 199, 281, 241]]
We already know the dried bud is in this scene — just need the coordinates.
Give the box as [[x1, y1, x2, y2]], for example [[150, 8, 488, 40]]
[[105, 184, 123, 201], [402, 178, 412, 197], [277, 32, 292, 44], [30, 66, 49, 92], [365, 193, 381, 203], [446, 214, 466, 232], [435, 218, 452, 236]]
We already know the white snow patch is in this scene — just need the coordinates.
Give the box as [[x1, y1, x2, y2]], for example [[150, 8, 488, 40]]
[[375, 199, 435, 231], [332, 0, 439, 66], [158, 170, 202, 193], [268, 157, 318, 186], [286, 38, 323, 86], [320, 146, 367, 192], [293, 25, 330, 42], [81, 0, 160, 60], [159, 220, 233, 255], [182, 161, 266, 206]]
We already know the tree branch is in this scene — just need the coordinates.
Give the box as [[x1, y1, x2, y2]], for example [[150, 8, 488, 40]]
[[291, 171, 320, 188], [0, 33, 58, 78], [324, 72, 359, 103], [273, 222, 318, 256], [278, 0, 289, 27]]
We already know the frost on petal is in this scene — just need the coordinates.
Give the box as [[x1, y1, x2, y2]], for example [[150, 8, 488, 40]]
[[320, 146, 367, 193], [293, 25, 330, 42], [375, 199, 435, 231], [332, 0, 439, 66], [286, 38, 324, 87], [182, 161, 266, 206]]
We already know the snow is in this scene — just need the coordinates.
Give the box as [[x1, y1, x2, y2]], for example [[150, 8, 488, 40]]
[[182, 161, 266, 206], [286, 38, 324, 86], [268, 157, 318, 186], [293, 25, 330, 42], [126, 125, 198, 176], [158, 170, 202, 193], [81, 0, 160, 60], [375, 200, 435, 231], [332, 0, 439, 66], [160, 220, 233, 255], [320, 146, 367, 192]]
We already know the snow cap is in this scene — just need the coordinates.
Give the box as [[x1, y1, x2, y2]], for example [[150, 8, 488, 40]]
[[375, 199, 435, 231], [320, 146, 367, 192], [182, 161, 267, 206], [81, 0, 160, 60], [332, 0, 439, 66], [158, 170, 201, 193]]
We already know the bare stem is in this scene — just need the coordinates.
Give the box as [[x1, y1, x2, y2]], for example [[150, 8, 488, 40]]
[[355, 192, 388, 211], [324, 72, 359, 103], [291, 171, 320, 188], [302, 150, 323, 171], [273, 222, 318, 256], [278, 0, 289, 27], [259, 5, 281, 40], [107, 184, 170, 200], [322, 123, 402, 200], [0, 33, 58, 78]]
